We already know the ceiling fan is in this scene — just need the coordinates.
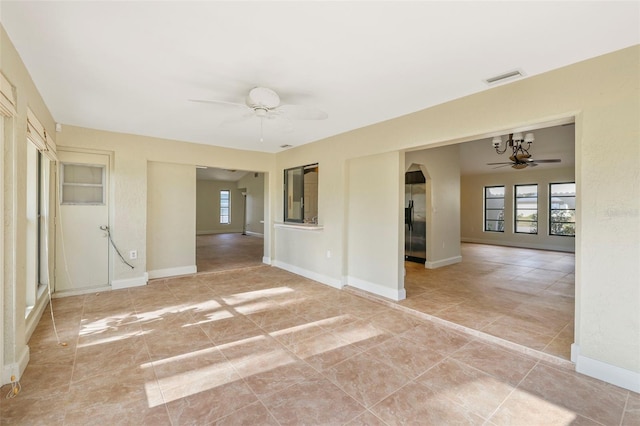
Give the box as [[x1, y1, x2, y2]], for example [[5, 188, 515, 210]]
[[189, 87, 327, 141], [487, 132, 561, 170]]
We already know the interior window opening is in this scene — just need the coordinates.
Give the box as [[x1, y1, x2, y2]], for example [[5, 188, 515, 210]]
[[284, 163, 318, 224]]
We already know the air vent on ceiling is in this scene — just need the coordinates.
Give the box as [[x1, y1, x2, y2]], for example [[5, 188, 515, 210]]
[[280, 144, 293, 149], [484, 69, 524, 85]]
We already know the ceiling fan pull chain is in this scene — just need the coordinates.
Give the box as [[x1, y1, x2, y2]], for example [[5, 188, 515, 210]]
[[260, 117, 264, 142]]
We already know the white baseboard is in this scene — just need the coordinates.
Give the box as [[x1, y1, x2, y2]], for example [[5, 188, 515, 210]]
[[272, 260, 342, 290], [246, 231, 264, 237], [53, 285, 112, 298], [262, 256, 271, 265], [461, 238, 575, 253], [112, 273, 149, 290], [1, 345, 29, 385], [425, 256, 462, 269], [148, 265, 197, 280], [572, 345, 640, 393], [196, 229, 243, 235], [346, 276, 406, 301]]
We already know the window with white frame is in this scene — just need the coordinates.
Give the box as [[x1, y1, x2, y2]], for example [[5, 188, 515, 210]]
[[484, 186, 505, 232], [220, 190, 230, 224], [550, 182, 576, 236], [26, 137, 52, 310], [514, 184, 538, 234]]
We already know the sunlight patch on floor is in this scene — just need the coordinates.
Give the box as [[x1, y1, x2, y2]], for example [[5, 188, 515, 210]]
[[222, 286, 295, 305]]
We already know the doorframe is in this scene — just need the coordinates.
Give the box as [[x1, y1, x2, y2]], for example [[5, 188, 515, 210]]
[[55, 147, 114, 295]]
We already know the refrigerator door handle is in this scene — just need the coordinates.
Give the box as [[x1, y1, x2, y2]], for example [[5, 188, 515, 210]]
[[406, 200, 414, 231]]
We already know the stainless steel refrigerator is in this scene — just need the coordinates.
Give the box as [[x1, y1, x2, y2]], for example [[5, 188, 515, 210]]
[[405, 171, 426, 263]]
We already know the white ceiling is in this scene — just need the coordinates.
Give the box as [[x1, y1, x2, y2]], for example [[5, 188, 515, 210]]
[[1, 1, 638, 153], [196, 167, 249, 182]]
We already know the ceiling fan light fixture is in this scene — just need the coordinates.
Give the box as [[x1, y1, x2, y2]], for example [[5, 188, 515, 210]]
[[248, 87, 280, 109], [524, 132, 535, 143]]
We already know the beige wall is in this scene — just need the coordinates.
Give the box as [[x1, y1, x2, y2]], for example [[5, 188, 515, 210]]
[[347, 151, 405, 300], [1, 25, 57, 384], [237, 172, 265, 235], [196, 180, 244, 234], [461, 167, 576, 252], [147, 161, 196, 277]]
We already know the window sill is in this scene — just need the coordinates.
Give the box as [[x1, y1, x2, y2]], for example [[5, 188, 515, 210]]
[[274, 222, 324, 231]]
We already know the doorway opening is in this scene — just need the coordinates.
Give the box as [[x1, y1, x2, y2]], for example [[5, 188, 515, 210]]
[[401, 120, 576, 360], [195, 167, 266, 274], [404, 166, 427, 264]]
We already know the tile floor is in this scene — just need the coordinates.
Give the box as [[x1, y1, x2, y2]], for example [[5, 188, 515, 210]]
[[2, 263, 638, 425], [196, 233, 264, 274], [402, 243, 576, 360]]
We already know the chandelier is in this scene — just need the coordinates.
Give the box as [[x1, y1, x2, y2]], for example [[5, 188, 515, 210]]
[[492, 132, 535, 163]]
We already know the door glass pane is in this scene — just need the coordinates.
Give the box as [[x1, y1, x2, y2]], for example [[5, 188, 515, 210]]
[[61, 163, 104, 205], [63, 164, 103, 185]]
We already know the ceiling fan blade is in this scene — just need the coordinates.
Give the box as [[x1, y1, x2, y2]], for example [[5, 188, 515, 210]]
[[219, 111, 255, 126], [491, 164, 512, 169], [188, 98, 247, 109], [531, 159, 562, 163], [487, 161, 514, 165], [277, 104, 328, 120], [264, 113, 295, 133]]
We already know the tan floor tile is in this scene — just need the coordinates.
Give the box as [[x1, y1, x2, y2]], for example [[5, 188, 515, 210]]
[[17, 362, 74, 398], [198, 314, 265, 345], [143, 324, 214, 360], [370, 381, 485, 425], [543, 323, 574, 359], [449, 340, 537, 386], [345, 410, 389, 425], [213, 401, 280, 426], [324, 352, 411, 407], [330, 319, 395, 351], [165, 379, 258, 424], [400, 321, 471, 355], [436, 302, 505, 330], [242, 359, 318, 397], [489, 387, 602, 426], [266, 317, 326, 348], [622, 392, 640, 426], [481, 320, 554, 351], [261, 375, 365, 425], [517, 363, 628, 425], [72, 335, 150, 382], [1, 394, 66, 426], [288, 330, 363, 371], [66, 366, 159, 411], [150, 346, 240, 398], [416, 358, 515, 419], [366, 335, 444, 379]]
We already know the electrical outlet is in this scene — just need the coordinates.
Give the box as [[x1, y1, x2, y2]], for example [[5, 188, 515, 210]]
[[326, 250, 331, 259], [129, 250, 137, 260]]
